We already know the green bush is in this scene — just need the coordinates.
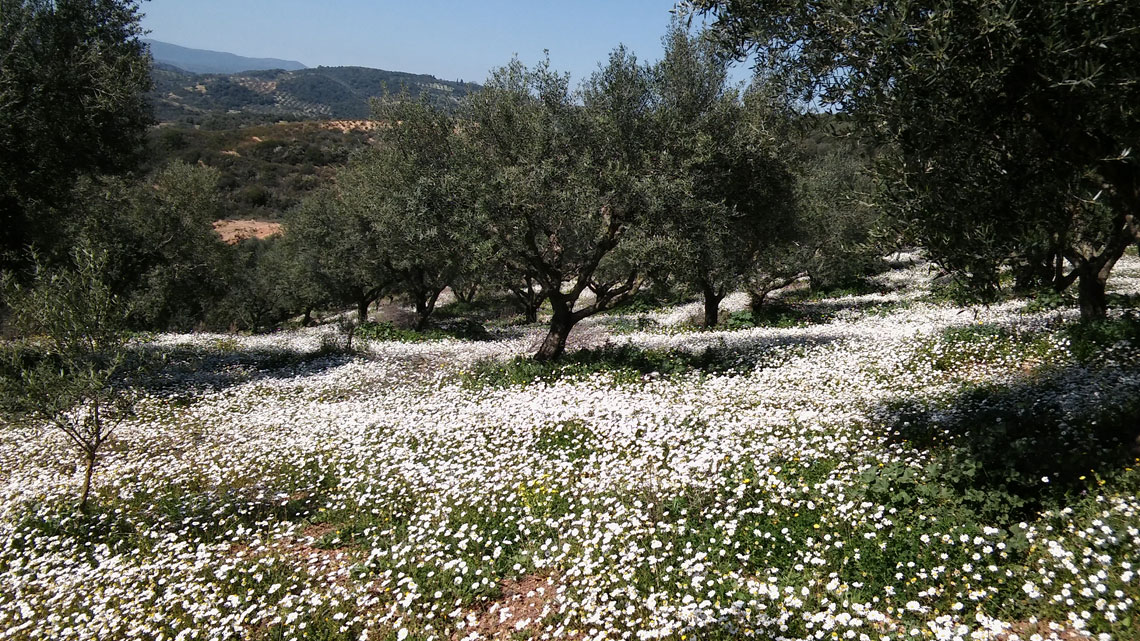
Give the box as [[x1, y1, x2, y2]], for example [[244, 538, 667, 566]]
[[1023, 288, 1076, 313], [355, 319, 489, 344], [237, 184, 270, 207]]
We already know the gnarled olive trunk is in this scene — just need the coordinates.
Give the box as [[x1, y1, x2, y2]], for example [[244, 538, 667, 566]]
[[1076, 265, 1108, 321], [1068, 219, 1135, 321], [510, 278, 546, 325], [701, 282, 724, 328], [523, 304, 540, 324], [453, 283, 479, 304], [535, 304, 574, 362], [1015, 247, 1063, 293], [412, 287, 444, 332], [749, 290, 771, 318]]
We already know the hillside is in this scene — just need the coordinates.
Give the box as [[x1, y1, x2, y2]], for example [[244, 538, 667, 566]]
[[145, 39, 307, 74], [145, 120, 376, 220], [150, 64, 480, 124]]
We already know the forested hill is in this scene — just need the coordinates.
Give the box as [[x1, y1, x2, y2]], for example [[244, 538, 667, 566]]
[[150, 64, 481, 124]]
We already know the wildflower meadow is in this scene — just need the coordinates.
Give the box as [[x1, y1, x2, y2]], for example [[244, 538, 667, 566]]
[[1, 254, 1138, 641]]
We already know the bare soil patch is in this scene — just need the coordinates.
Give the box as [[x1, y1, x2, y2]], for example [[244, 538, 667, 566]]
[[998, 620, 1094, 640], [321, 120, 384, 133], [453, 574, 569, 641], [213, 219, 283, 244]]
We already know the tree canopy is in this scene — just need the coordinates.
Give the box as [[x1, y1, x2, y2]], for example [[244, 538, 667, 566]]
[[0, 0, 152, 269], [686, 0, 1140, 318], [654, 23, 799, 326], [464, 53, 670, 360]]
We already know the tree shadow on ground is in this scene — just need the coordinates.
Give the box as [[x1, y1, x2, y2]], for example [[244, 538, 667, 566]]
[[869, 362, 1140, 526], [603, 291, 915, 337], [460, 338, 850, 388], [126, 341, 354, 398]]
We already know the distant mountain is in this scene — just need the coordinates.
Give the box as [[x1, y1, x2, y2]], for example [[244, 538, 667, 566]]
[[149, 64, 480, 124], [146, 39, 307, 74]]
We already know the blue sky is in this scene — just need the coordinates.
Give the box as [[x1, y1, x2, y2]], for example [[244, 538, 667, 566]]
[[139, 1, 749, 86]]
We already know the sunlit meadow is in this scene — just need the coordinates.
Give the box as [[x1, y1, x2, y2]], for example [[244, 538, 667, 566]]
[[1, 254, 1138, 641]]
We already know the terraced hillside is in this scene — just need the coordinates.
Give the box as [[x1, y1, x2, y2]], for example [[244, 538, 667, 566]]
[[150, 64, 480, 124]]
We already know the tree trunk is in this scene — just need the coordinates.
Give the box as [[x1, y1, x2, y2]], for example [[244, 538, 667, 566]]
[[512, 287, 544, 324], [1077, 267, 1108, 321], [79, 454, 95, 514], [1052, 249, 1067, 293], [413, 287, 443, 332], [701, 283, 724, 328], [414, 298, 429, 330], [1014, 255, 1055, 293], [535, 305, 574, 362], [454, 284, 478, 304], [302, 306, 314, 327], [356, 299, 369, 324], [749, 290, 771, 318]]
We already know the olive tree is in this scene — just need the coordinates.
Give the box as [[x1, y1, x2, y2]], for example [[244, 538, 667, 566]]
[[654, 23, 800, 326], [343, 97, 485, 331], [0, 0, 152, 270], [797, 143, 881, 292], [285, 185, 391, 324], [466, 53, 666, 360], [686, 0, 1140, 319], [69, 162, 229, 330], [1, 245, 135, 513]]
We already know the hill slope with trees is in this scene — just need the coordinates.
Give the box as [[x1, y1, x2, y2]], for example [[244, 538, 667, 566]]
[[144, 120, 373, 222], [150, 64, 481, 124]]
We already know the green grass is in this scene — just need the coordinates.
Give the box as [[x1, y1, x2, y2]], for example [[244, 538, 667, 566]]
[[906, 322, 1061, 374], [535, 419, 596, 462], [608, 315, 663, 335], [1063, 311, 1140, 361], [355, 319, 489, 343]]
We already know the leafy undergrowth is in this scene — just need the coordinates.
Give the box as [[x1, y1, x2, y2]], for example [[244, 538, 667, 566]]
[[2, 257, 1140, 641], [356, 319, 490, 343]]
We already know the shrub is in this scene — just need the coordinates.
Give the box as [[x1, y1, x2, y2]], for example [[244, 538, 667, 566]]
[[877, 378, 1140, 526], [355, 319, 489, 344], [0, 246, 138, 513]]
